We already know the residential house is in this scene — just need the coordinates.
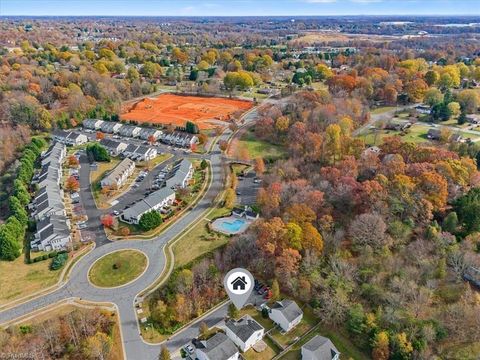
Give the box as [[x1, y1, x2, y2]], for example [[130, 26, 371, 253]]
[[466, 114, 480, 124], [123, 144, 157, 161], [268, 300, 303, 332], [449, 133, 465, 143], [118, 124, 141, 138], [426, 129, 441, 140], [160, 131, 199, 148], [100, 158, 135, 189], [32, 190, 65, 221], [100, 121, 123, 134], [121, 187, 176, 224], [166, 159, 193, 189], [99, 138, 128, 156], [138, 128, 163, 141], [195, 332, 239, 360], [32, 215, 71, 251], [301, 335, 340, 360], [415, 105, 431, 115], [52, 130, 88, 146], [225, 315, 264, 352], [83, 118, 104, 130]]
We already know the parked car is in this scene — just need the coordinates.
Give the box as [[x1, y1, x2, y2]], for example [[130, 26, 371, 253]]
[[113, 210, 120, 216], [185, 344, 195, 354]]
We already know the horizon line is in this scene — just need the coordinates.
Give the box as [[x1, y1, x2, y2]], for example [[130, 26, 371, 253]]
[[2, 14, 479, 17]]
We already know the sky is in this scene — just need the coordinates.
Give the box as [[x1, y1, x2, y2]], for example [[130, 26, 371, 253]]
[[1, 0, 480, 17]]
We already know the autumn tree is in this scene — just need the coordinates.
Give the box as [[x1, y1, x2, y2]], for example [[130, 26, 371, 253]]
[[65, 176, 80, 193], [254, 157, 265, 175], [372, 331, 390, 360], [224, 188, 236, 209], [158, 346, 171, 360], [83, 332, 112, 360], [101, 214, 114, 229], [96, 131, 105, 140], [67, 155, 80, 168]]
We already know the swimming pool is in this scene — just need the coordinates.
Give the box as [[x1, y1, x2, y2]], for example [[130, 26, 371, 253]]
[[211, 216, 251, 235], [220, 219, 247, 232]]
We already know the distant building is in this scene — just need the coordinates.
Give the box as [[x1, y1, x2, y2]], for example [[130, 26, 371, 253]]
[[427, 129, 441, 140], [195, 332, 239, 360], [301, 335, 340, 360], [138, 128, 163, 141], [225, 315, 264, 352], [99, 138, 128, 156], [118, 124, 141, 138], [159, 131, 199, 148], [100, 121, 123, 134], [268, 300, 303, 332], [466, 114, 480, 124], [100, 158, 135, 189], [415, 105, 431, 115], [83, 118, 104, 130], [123, 144, 158, 162], [52, 130, 88, 146]]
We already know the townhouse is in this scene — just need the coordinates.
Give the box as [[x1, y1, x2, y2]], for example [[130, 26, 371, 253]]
[[52, 130, 88, 146], [99, 138, 128, 156], [165, 159, 193, 189], [123, 144, 158, 161], [83, 118, 104, 130], [121, 187, 176, 224], [100, 158, 135, 189], [138, 127, 163, 141], [100, 121, 123, 134], [118, 124, 141, 138], [32, 215, 71, 251]]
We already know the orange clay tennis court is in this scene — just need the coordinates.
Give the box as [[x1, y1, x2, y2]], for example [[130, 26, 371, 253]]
[[121, 94, 253, 130]]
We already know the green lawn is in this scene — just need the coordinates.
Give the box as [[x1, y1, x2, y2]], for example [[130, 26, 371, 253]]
[[371, 106, 396, 115], [238, 306, 276, 331], [360, 124, 432, 145], [89, 250, 147, 288], [173, 219, 229, 267], [239, 129, 285, 160], [244, 337, 279, 360], [270, 307, 317, 348], [280, 325, 370, 360]]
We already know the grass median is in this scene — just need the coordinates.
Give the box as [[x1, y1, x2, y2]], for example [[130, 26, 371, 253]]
[[89, 250, 147, 288]]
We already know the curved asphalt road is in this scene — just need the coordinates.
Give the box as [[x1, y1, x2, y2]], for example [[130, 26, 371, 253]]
[[0, 108, 260, 360]]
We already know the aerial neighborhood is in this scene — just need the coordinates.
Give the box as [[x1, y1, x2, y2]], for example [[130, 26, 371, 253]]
[[2, 2, 480, 360]]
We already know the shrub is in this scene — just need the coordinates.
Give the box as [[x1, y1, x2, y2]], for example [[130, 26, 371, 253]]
[[50, 252, 68, 270], [139, 210, 163, 231]]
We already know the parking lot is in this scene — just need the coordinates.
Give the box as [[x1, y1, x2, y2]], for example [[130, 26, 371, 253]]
[[236, 171, 261, 206]]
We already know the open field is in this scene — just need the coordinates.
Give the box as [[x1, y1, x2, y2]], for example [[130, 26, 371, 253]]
[[121, 94, 253, 130], [236, 128, 285, 160], [89, 250, 147, 288], [291, 31, 403, 44], [0, 256, 59, 306]]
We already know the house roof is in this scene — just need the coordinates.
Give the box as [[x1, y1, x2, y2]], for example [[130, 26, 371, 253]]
[[271, 300, 303, 323], [122, 187, 175, 220], [100, 138, 125, 150], [302, 335, 340, 360], [83, 118, 103, 128], [225, 315, 264, 343], [197, 333, 238, 360], [102, 158, 135, 185], [166, 159, 192, 188]]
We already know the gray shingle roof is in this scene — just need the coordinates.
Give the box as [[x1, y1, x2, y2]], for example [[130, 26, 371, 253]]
[[271, 300, 303, 322], [122, 187, 175, 220], [198, 333, 238, 360], [302, 335, 340, 360], [225, 315, 263, 343]]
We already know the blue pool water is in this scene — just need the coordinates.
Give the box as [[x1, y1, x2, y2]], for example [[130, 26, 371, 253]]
[[219, 219, 247, 233]]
